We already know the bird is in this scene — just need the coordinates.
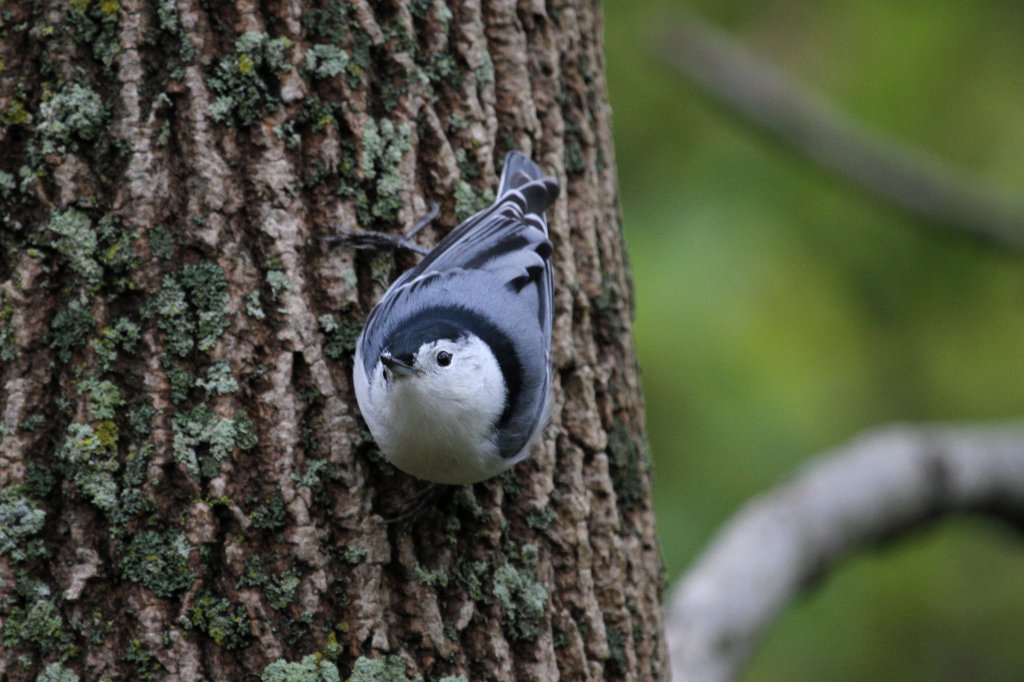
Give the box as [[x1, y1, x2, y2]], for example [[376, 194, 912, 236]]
[[353, 151, 558, 486]]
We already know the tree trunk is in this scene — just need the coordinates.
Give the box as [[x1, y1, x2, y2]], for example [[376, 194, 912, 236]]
[[0, 1, 665, 679]]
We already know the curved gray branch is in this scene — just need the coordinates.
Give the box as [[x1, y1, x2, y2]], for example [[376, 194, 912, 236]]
[[659, 12, 1024, 248], [666, 423, 1024, 682]]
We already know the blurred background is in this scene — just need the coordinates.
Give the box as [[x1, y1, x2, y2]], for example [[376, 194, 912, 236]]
[[602, 0, 1024, 679]]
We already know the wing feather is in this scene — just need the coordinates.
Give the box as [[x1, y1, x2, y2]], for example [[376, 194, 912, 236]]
[[366, 153, 557, 343]]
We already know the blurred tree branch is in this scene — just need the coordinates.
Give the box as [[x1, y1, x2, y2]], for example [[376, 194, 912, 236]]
[[659, 12, 1024, 247], [665, 423, 1024, 682]]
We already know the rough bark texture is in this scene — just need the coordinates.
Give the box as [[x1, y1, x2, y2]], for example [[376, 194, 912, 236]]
[[0, 1, 665, 680]]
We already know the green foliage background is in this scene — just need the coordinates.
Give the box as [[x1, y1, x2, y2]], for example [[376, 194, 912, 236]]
[[604, 0, 1024, 679]]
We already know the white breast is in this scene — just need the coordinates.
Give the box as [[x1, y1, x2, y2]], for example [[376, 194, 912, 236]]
[[355, 336, 510, 485]]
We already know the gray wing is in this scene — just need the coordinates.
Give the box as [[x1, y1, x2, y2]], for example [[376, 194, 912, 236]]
[[397, 152, 556, 313], [361, 152, 559, 372]]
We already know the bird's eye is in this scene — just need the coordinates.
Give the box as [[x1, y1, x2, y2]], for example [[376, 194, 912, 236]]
[[436, 350, 452, 367]]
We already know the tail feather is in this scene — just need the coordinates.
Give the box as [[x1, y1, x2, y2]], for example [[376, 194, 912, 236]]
[[498, 151, 559, 219], [499, 151, 543, 194]]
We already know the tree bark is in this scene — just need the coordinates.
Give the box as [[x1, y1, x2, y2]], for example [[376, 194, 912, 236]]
[[0, 1, 666, 680]]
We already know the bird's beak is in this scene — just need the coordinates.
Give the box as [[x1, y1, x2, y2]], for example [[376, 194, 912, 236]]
[[381, 352, 418, 378]]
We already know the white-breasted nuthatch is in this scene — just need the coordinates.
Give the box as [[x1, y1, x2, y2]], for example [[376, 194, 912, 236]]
[[353, 152, 559, 485]]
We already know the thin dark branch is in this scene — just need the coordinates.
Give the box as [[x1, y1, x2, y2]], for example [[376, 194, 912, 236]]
[[659, 13, 1024, 248], [666, 422, 1024, 682]]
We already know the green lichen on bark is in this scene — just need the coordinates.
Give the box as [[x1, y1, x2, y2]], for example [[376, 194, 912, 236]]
[[78, 377, 124, 420], [0, 297, 15, 363], [180, 593, 252, 650], [152, 262, 231, 354], [146, 226, 176, 260], [2, 578, 75, 658], [0, 490, 46, 562], [90, 317, 140, 371], [67, 0, 122, 74], [266, 269, 291, 302], [606, 420, 650, 512], [148, 261, 232, 408], [171, 405, 244, 479], [299, 1, 371, 87], [49, 297, 95, 363], [36, 82, 107, 155], [122, 638, 164, 680], [261, 655, 340, 682], [250, 491, 287, 531], [304, 44, 349, 80], [318, 310, 360, 359], [36, 662, 80, 682], [237, 556, 301, 611], [491, 544, 548, 642], [119, 530, 195, 597], [348, 656, 416, 682], [357, 117, 411, 225], [196, 361, 239, 396], [339, 546, 367, 564], [56, 422, 120, 514], [155, 0, 195, 78], [208, 32, 293, 127], [453, 180, 494, 222], [46, 208, 101, 284], [45, 208, 139, 291]]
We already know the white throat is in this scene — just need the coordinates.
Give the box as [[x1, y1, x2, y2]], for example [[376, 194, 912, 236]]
[[357, 334, 509, 484]]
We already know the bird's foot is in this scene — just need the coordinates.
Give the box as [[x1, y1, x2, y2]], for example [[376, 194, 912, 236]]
[[382, 482, 450, 526], [322, 202, 440, 256]]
